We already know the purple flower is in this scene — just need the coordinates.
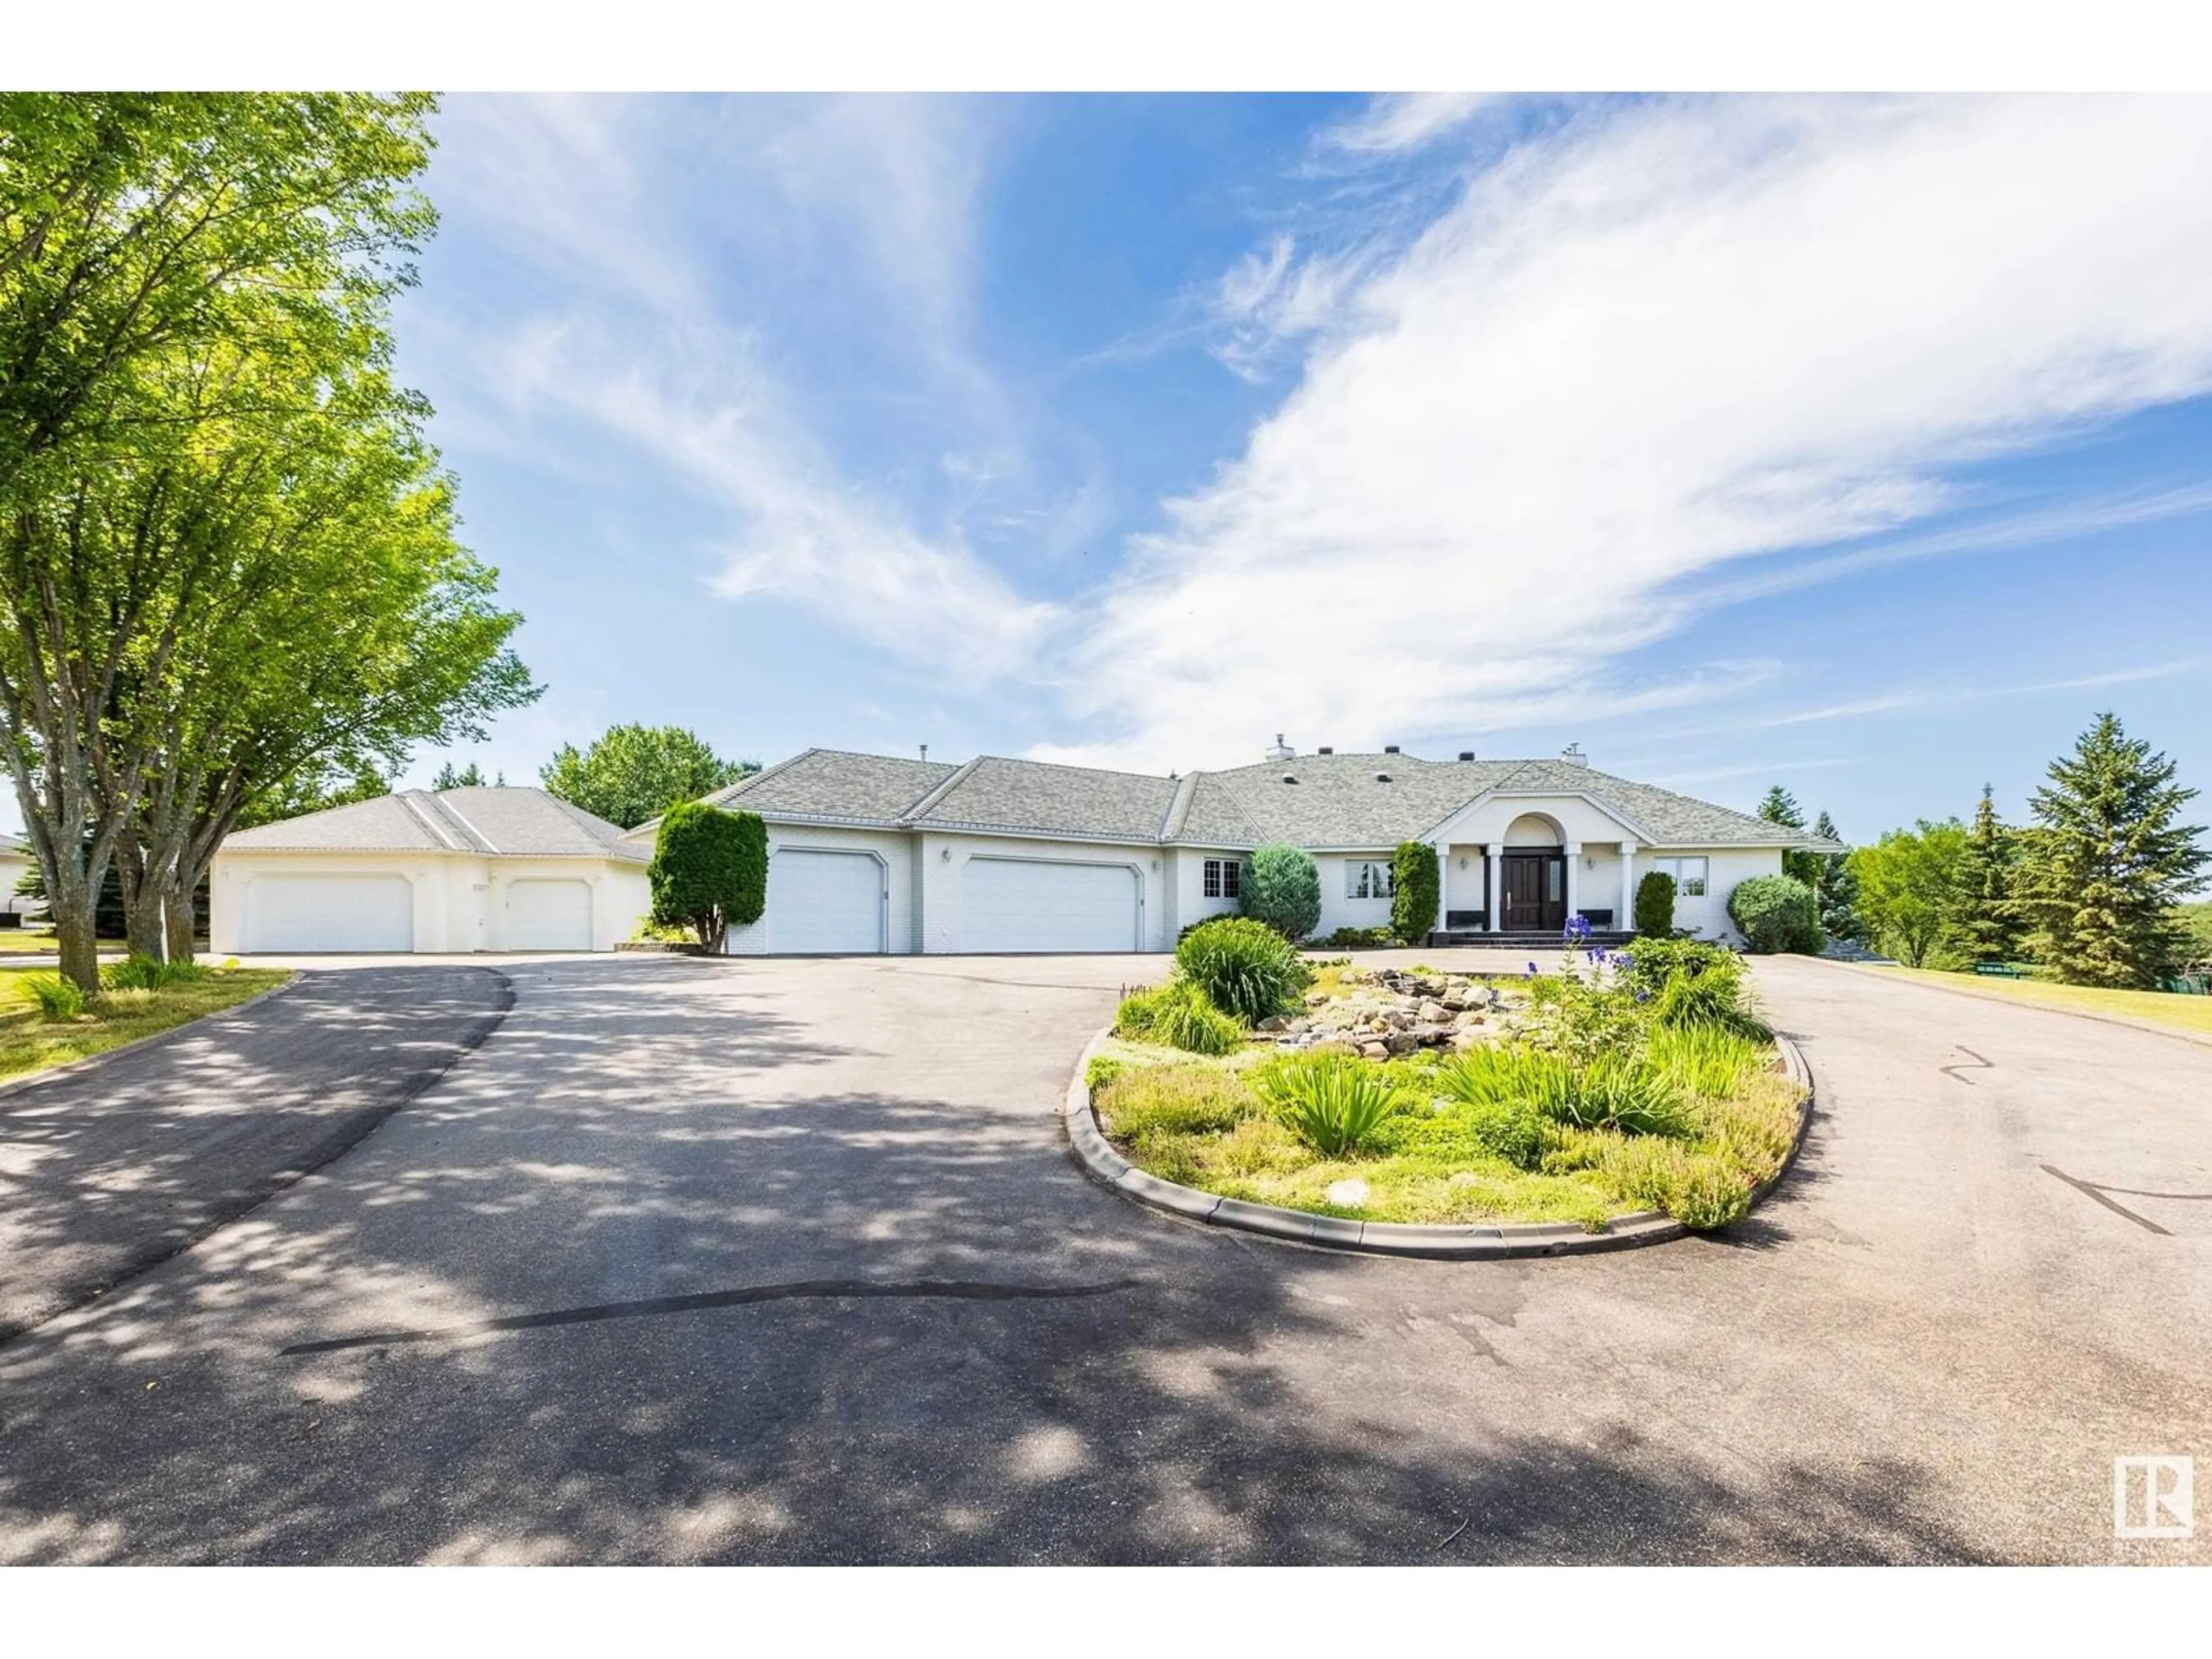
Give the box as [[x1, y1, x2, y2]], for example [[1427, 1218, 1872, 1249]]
[[1525, 961, 1539, 976]]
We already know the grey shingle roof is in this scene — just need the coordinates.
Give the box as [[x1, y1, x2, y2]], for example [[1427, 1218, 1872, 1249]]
[[703, 748, 958, 827], [907, 755, 1179, 841], [222, 787, 646, 861], [613, 745, 1841, 853]]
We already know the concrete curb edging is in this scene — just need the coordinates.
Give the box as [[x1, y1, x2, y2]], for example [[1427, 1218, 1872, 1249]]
[[0, 969, 305, 1105], [1061, 1028, 1818, 1259]]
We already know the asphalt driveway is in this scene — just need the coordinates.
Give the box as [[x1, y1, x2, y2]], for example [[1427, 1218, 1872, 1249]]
[[0, 950, 2207, 1563]]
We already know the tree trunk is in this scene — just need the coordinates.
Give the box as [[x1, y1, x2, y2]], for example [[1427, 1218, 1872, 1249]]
[[48, 863, 99, 993], [165, 887, 195, 964]]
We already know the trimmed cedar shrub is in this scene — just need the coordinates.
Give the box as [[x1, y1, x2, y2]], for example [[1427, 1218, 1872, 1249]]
[[1241, 842, 1322, 941], [1634, 870, 1676, 936], [1389, 841, 1440, 944], [1174, 916, 1310, 1025], [649, 802, 768, 953], [1727, 874, 1824, 956]]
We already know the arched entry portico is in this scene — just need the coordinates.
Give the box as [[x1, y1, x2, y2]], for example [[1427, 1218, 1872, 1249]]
[[1499, 813, 1569, 931]]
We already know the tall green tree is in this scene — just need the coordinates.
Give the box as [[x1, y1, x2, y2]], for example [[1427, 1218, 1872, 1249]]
[[0, 93, 444, 988], [1950, 786, 2022, 966], [1846, 819, 1969, 968], [1810, 809, 1863, 941], [2014, 713, 2207, 987], [1757, 785, 1821, 888], [649, 802, 768, 954], [541, 724, 755, 829]]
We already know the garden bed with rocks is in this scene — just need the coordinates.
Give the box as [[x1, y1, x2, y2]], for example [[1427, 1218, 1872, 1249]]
[[1094, 923, 1808, 1233]]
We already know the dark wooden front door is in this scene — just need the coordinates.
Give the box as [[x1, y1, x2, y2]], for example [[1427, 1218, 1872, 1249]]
[[1502, 853, 1566, 931]]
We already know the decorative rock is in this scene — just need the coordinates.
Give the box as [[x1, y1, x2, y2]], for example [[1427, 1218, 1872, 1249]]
[[1325, 1177, 1370, 1209], [1384, 1032, 1421, 1056], [1359, 1040, 1390, 1060], [1256, 1016, 1287, 1033], [1417, 999, 1448, 1023]]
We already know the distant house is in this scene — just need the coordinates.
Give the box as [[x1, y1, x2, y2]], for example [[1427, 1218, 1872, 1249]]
[[1, 832, 33, 919], [622, 739, 1840, 955], [210, 788, 649, 954]]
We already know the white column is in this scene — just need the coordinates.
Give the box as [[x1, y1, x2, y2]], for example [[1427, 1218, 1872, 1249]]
[[1433, 842, 1448, 934], [1564, 841, 1581, 925], [1619, 841, 1637, 929], [1484, 844, 1501, 930]]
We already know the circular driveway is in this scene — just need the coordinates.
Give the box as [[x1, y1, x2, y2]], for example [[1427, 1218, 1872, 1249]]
[[1, 950, 2207, 1563]]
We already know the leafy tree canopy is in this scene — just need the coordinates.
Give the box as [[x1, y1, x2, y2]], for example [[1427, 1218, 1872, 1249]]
[[541, 724, 756, 829], [1846, 819, 1968, 968], [433, 761, 503, 789]]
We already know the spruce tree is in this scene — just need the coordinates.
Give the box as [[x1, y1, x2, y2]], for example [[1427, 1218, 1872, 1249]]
[[1811, 809, 1863, 941], [2017, 713, 2208, 987], [1951, 786, 2021, 965], [1758, 785, 1821, 887]]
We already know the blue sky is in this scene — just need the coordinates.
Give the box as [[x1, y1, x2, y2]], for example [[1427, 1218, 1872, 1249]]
[[388, 93, 2212, 847]]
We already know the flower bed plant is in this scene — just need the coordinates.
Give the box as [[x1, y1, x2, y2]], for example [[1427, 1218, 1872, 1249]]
[[1093, 930, 1804, 1232]]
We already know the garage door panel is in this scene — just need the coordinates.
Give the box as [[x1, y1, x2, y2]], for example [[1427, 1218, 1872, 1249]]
[[768, 849, 884, 954], [959, 858, 1137, 953], [506, 878, 592, 951], [243, 874, 414, 954]]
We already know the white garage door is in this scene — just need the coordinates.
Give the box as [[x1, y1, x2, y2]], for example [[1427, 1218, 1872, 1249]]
[[768, 849, 884, 954], [959, 858, 1138, 953], [242, 873, 413, 954], [506, 878, 593, 950]]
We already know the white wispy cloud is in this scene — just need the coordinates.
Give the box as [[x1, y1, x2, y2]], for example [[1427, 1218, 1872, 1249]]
[[1321, 93, 1496, 156], [424, 94, 1050, 682], [1683, 655, 2212, 736], [1051, 95, 2212, 768]]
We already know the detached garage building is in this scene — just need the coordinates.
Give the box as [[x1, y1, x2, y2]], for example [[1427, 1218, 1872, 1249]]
[[211, 787, 651, 955]]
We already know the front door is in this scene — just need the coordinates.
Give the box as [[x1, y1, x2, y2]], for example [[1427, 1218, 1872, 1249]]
[[1501, 853, 1566, 931]]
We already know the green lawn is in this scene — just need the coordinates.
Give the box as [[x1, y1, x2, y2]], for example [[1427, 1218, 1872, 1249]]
[[0, 931, 128, 956], [1880, 965, 2212, 1037], [0, 965, 293, 1082]]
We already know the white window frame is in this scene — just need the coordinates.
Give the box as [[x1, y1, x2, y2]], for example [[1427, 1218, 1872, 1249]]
[[1203, 858, 1241, 900], [1653, 856, 1709, 897], [1346, 859, 1395, 900]]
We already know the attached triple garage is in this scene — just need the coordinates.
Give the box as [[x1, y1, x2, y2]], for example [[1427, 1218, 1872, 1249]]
[[717, 827, 1154, 956]]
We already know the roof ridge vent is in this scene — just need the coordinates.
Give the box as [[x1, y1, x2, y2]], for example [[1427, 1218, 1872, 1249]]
[[1382, 744, 1400, 754], [1375, 771, 1392, 783]]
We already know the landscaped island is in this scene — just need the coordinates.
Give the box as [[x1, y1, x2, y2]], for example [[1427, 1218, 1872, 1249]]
[[1089, 919, 1806, 1233]]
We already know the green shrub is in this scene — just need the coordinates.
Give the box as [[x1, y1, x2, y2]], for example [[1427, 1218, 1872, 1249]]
[[1323, 926, 1392, 948], [1385, 1097, 1554, 1170], [1435, 1043, 1688, 1138], [1633, 870, 1676, 936], [1599, 1136, 1753, 1230], [21, 973, 85, 1021], [649, 802, 769, 953], [1084, 1056, 1124, 1097], [1645, 1024, 1768, 1099], [1652, 969, 1771, 1040], [1389, 842, 1439, 945], [1618, 935, 1740, 996], [1117, 979, 1244, 1055], [1727, 874, 1823, 955], [1241, 843, 1322, 941], [1174, 916, 1309, 1024], [1251, 1052, 1406, 1156], [101, 955, 211, 993]]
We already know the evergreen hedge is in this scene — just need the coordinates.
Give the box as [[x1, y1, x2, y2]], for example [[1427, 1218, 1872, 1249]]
[[1634, 870, 1676, 936], [649, 802, 768, 953], [1390, 842, 1439, 944], [1241, 843, 1321, 941]]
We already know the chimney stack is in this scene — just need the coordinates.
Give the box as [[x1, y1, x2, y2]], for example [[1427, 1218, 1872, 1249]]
[[1559, 743, 1589, 767], [1263, 733, 1295, 762]]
